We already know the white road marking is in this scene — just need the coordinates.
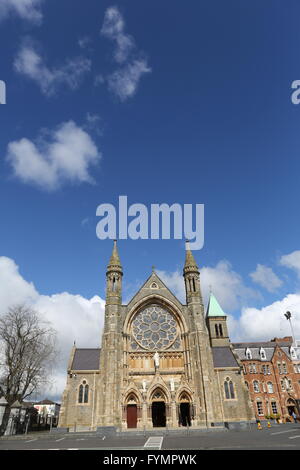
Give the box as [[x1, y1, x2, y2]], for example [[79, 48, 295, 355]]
[[102, 436, 106, 440], [289, 435, 300, 440], [271, 429, 299, 436], [25, 438, 37, 443], [144, 437, 163, 450], [68, 448, 79, 450], [55, 437, 65, 442]]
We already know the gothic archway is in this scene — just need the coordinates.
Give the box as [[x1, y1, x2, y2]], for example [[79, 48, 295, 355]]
[[151, 388, 167, 427], [125, 393, 139, 428], [178, 392, 192, 427]]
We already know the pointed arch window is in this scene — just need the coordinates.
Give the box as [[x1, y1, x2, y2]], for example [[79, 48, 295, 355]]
[[224, 377, 235, 399], [253, 380, 260, 393], [215, 324, 219, 337], [260, 348, 266, 361], [78, 380, 89, 404], [246, 348, 252, 360], [219, 324, 223, 337]]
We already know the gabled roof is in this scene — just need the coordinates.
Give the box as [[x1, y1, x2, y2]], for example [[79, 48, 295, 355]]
[[206, 293, 226, 318], [212, 347, 239, 368], [71, 348, 101, 371], [232, 341, 293, 362], [125, 271, 184, 307]]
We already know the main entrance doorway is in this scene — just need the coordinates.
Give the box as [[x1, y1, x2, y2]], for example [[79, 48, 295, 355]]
[[152, 401, 166, 427], [127, 404, 137, 428], [179, 403, 191, 426]]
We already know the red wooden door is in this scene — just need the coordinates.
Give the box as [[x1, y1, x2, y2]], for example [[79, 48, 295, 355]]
[[127, 405, 137, 428]]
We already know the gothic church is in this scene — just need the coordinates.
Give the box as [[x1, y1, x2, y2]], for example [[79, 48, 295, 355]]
[[58, 241, 254, 431]]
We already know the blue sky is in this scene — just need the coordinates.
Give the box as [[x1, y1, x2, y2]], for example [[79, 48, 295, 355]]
[[1, 0, 300, 399]]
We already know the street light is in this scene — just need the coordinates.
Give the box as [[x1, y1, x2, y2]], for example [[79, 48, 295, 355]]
[[284, 311, 296, 346]]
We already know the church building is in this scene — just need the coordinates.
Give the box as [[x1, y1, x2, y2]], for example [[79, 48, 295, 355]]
[[58, 241, 254, 431]]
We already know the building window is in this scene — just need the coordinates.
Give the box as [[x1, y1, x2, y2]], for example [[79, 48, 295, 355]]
[[262, 365, 267, 375], [278, 362, 282, 374], [257, 401, 264, 416], [290, 347, 297, 360], [219, 324, 223, 337], [260, 348, 266, 360], [224, 378, 235, 399], [215, 324, 219, 337], [252, 364, 257, 374], [246, 348, 252, 360], [78, 380, 89, 404], [253, 381, 260, 393], [280, 380, 285, 391], [267, 382, 274, 393], [271, 402, 278, 414]]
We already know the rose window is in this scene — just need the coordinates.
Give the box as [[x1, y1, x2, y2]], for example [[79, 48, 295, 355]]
[[131, 304, 178, 350]]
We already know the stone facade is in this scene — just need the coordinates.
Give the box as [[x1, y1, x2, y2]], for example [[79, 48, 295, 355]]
[[58, 242, 255, 431]]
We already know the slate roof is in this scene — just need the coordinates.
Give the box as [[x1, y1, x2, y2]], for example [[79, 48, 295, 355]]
[[71, 348, 101, 371], [212, 347, 239, 368], [232, 341, 293, 362]]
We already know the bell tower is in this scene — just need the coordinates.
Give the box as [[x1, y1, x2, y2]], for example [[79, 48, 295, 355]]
[[106, 239, 123, 305], [183, 241, 222, 426], [97, 240, 123, 428]]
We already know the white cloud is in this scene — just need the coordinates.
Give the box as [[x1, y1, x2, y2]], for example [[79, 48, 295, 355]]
[[250, 264, 283, 292], [0, 0, 43, 24], [0, 257, 105, 402], [237, 293, 300, 342], [14, 42, 91, 96], [6, 120, 101, 190], [158, 260, 259, 311], [100, 6, 151, 101], [101, 6, 134, 64], [280, 250, 300, 278], [107, 59, 151, 101]]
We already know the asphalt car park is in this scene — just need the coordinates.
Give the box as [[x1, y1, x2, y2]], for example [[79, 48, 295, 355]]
[[1, 423, 300, 450]]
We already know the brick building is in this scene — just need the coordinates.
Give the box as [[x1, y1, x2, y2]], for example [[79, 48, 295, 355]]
[[233, 337, 300, 421]]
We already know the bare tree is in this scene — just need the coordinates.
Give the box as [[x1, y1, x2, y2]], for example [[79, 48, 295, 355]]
[[0, 305, 58, 435]]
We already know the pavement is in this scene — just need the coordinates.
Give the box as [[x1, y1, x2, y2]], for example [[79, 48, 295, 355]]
[[1, 423, 300, 450]]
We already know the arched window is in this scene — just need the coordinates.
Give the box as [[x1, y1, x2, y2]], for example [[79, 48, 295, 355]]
[[290, 347, 297, 360], [215, 324, 219, 337], [219, 324, 223, 337], [78, 380, 89, 404], [260, 348, 266, 360], [84, 384, 89, 403], [267, 382, 273, 393], [253, 381, 260, 393], [224, 377, 235, 399], [246, 348, 252, 360], [78, 384, 83, 403]]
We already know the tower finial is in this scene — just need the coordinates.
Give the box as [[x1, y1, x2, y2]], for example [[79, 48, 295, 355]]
[[107, 239, 122, 270], [184, 240, 199, 273]]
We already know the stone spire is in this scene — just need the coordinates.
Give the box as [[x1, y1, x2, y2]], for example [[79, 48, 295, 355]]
[[183, 240, 202, 305], [107, 240, 122, 275], [106, 240, 123, 304], [183, 240, 199, 275]]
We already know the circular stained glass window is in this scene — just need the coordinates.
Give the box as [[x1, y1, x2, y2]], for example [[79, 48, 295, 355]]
[[132, 304, 178, 350]]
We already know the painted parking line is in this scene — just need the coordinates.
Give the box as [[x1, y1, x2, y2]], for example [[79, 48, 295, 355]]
[[144, 437, 163, 450], [289, 435, 300, 440], [271, 429, 299, 436], [25, 438, 37, 443], [55, 437, 65, 442]]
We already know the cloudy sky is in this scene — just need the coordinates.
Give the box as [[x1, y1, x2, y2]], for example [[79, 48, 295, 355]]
[[1, 0, 300, 402]]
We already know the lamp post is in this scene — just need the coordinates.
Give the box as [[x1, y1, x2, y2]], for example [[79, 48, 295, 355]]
[[284, 311, 296, 346]]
